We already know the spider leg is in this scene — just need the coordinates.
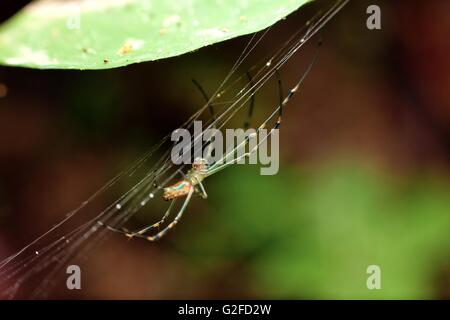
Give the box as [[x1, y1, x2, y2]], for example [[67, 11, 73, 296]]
[[192, 79, 217, 161], [196, 181, 208, 199], [192, 78, 215, 122], [128, 199, 178, 237], [274, 69, 284, 128], [205, 147, 255, 176], [174, 170, 207, 199], [144, 187, 194, 241], [193, 75, 252, 164], [105, 186, 194, 241], [243, 71, 256, 130], [207, 39, 322, 176], [99, 199, 178, 239]]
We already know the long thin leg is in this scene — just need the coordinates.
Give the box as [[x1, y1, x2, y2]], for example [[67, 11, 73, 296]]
[[196, 181, 208, 199], [100, 199, 177, 238], [109, 187, 194, 241], [206, 40, 321, 177], [243, 71, 255, 130], [145, 187, 194, 241], [208, 69, 284, 175], [192, 78, 215, 121], [177, 170, 207, 199], [128, 199, 177, 237], [274, 69, 284, 129], [192, 78, 217, 161], [205, 147, 255, 176]]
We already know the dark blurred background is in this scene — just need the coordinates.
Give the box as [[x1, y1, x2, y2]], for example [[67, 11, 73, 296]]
[[0, 0, 449, 299]]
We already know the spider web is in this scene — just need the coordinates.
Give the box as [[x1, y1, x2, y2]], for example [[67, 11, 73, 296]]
[[0, 0, 349, 299]]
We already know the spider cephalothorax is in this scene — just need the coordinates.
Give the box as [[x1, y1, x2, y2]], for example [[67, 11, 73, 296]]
[[191, 157, 208, 172]]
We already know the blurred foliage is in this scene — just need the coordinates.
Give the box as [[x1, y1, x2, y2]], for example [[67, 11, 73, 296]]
[[181, 162, 450, 299], [0, 0, 311, 69]]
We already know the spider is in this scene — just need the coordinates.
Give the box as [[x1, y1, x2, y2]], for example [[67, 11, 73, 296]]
[[101, 39, 321, 242]]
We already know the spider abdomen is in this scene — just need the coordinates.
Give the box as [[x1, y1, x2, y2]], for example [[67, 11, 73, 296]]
[[163, 180, 193, 201]]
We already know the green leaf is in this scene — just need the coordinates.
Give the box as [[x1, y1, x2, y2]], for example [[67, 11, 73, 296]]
[[0, 0, 312, 70]]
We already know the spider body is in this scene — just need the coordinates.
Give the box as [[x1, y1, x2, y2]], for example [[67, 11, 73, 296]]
[[162, 158, 209, 201], [162, 180, 192, 201]]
